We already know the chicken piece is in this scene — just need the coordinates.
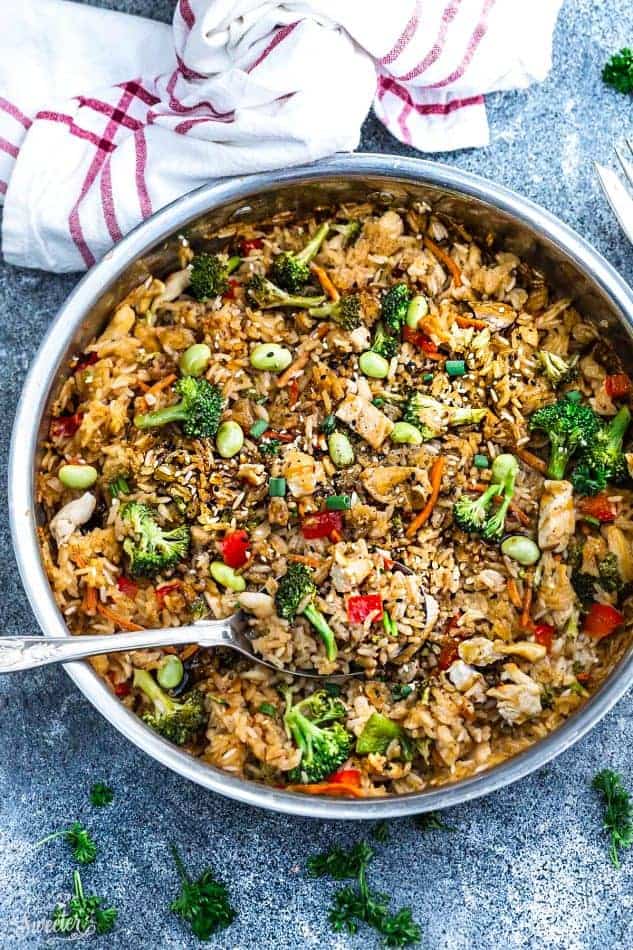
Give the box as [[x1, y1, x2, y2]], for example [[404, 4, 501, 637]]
[[538, 480, 575, 551], [50, 493, 96, 546], [536, 552, 576, 627], [329, 540, 374, 593], [469, 300, 518, 331], [494, 640, 547, 663], [155, 267, 191, 304], [98, 304, 135, 343], [448, 660, 483, 693], [268, 497, 289, 527], [238, 592, 275, 618], [605, 525, 633, 584], [361, 466, 415, 504], [579, 534, 607, 576], [238, 463, 267, 487], [487, 663, 543, 725], [458, 637, 505, 667], [282, 449, 323, 498], [335, 395, 393, 450]]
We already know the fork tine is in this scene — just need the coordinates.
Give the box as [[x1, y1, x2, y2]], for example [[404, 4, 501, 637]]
[[595, 162, 633, 245], [627, 138, 633, 160], [614, 144, 633, 190]]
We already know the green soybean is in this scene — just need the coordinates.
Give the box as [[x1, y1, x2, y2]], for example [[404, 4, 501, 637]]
[[501, 535, 541, 566], [250, 343, 292, 373], [359, 350, 390, 379], [328, 431, 355, 468], [210, 561, 246, 592], [391, 422, 423, 445], [216, 421, 244, 459], [58, 464, 98, 489], [156, 655, 184, 690], [406, 295, 429, 329], [179, 343, 211, 377]]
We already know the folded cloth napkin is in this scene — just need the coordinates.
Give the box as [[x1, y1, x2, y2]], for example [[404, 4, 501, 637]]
[[0, 0, 562, 273]]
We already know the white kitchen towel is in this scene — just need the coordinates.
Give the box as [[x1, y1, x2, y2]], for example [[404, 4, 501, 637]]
[[0, 0, 562, 273]]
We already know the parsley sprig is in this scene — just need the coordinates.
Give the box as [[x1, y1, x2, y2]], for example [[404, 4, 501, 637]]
[[602, 48, 633, 95], [170, 844, 236, 940], [415, 811, 456, 833], [36, 821, 97, 864], [52, 869, 117, 935], [592, 769, 633, 868], [308, 841, 420, 948], [89, 782, 114, 807]]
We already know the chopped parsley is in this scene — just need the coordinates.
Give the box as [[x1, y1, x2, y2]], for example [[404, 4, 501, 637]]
[[170, 845, 236, 940], [592, 769, 633, 868], [602, 48, 633, 95], [52, 870, 117, 935], [36, 821, 97, 865], [89, 782, 114, 807], [414, 812, 455, 833]]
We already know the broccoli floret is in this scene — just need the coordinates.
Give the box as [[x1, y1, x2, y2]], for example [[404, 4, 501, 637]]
[[275, 562, 338, 661], [571, 406, 631, 495], [529, 396, 600, 479], [120, 502, 190, 578], [453, 482, 500, 534], [370, 323, 399, 360], [308, 294, 361, 330], [453, 453, 518, 541], [295, 690, 348, 724], [537, 350, 579, 388], [599, 552, 624, 593], [189, 253, 240, 300], [134, 376, 224, 439], [331, 220, 361, 245], [270, 222, 330, 292], [283, 688, 352, 783], [246, 274, 325, 310], [355, 712, 412, 761], [133, 668, 206, 745], [403, 391, 486, 438], [381, 283, 411, 335]]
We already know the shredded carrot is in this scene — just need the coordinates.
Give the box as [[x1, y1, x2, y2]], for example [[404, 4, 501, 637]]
[[144, 373, 177, 400], [82, 585, 97, 614], [277, 351, 310, 387], [285, 782, 365, 798], [288, 554, 323, 569], [262, 429, 295, 442], [96, 602, 144, 632], [137, 381, 150, 393], [310, 262, 339, 301], [520, 576, 533, 629], [313, 322, 331, 340], [423, 236, 462, 287], [288, 379, 299, 408], [506, 577, 523, 609], [455, 315, 487, 330], [180, 644, 199, 661], [406, 457, 445, 538], [516, 446, 547, 475], [509, 500, 531, 527], [329, 528, 343, 543]]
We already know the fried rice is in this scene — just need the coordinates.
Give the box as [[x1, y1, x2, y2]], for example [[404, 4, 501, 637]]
[[36, 200, 633, 798]]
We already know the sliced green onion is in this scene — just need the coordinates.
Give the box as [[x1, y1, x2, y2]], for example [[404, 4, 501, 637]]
[[258, 702, 277, 717], [269, 477, 286, 497], [473, 454, 489, 469], [382, 610, 398, 637], [326, 494, 352, 511], [422, 373, 434, 384], [565, 390, 582, 403], [446, 360, 466, 377], [249, 418, 268, 438]]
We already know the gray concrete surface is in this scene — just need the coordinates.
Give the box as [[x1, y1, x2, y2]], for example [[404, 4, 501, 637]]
[[1, 1, 633, 947]]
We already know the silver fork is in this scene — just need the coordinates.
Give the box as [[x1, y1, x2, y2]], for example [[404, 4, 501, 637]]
[[595, 139, 633, 244]]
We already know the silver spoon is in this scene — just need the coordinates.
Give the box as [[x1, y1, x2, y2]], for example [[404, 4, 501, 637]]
[[0, 611, 358, 680]]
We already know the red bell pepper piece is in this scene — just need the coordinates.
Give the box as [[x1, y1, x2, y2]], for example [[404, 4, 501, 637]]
[[583, 603, 624, 639], [116, 575, 139, 599], [223, 278, 240, 300], [605, 373, 632, 399], [50, 411, 83, 439], [221, 530, 250, 569], [301, 511, 343, 540], [438, 639, 459, 670], [328, 768, 361, 787], [72, 351, 98, 374], [113, 681, 131, 697], [347, 595, 383, 624], [155, 580, 181, 605], [403, 326, 439, 355], [577, 494, 616, 523], [534, 623, 555, 651], [240, 238, 263, 255], [288, 380, 299, 408]]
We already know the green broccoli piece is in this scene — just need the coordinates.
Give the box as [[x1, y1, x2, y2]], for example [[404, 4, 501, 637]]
[[133, 668, 206, 745], [355, 712, 412, 761], [283, 688, 352, 784], [453, 482, 501, 534], [246, 274, 325, 310], [295, 690, 348, 724], [529, 396, 600, 479], [403, 391, 486, 438], [120, 502, 190, 578], [108, 475, 130, 498], [189, 253, 240, 300], [275, 562, 337, 661], [572, 553, 624, 603], [381, 283, 411, 335], [537, 350, 579, 388], [571, 569, 599, 605], [603, 48, 633, 95], [134, 376, 224, 439], [453, 453, 518, 541], [331, 220, 361, 246], [308, 294, 361, 330], [270, 222, 330, 292], [370, 323, 399, 360], [572, 406, 631, 495]]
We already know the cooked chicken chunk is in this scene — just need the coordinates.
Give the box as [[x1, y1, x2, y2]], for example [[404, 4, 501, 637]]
[[536, 552, 576, 627], [605, 525, 633, 584], [361, 466, 415, 504], [329, 541, 374, 593], [487, 663, 543, 725], [283, 449, 323, 498], [50, 493, 96, 546], [538, 480, 575, 551], [335, 395, 393, 449]]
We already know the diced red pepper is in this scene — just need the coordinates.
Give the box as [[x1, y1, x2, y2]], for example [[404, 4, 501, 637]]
[[221, 530, 250, 569], [114, 681, 131, 697], [288, 380, 299, 408], [534, 623, 555, 651], [347, 594, 383, 624], [49, 411, 83, 439], [605, 373, 632, 399], [583, 603, 624, 640], [403, 326, 439, 355], [328, 768, 361, 787], [223, 278, 240, 300], [155, 580, 181, 605], [301, 511, 343, 540], [240, 238, 263, 255], [116, 575, 139, 599], [438, 639, 459, 671], [72, 351, 98, 374], [577, 494, 616, 523]]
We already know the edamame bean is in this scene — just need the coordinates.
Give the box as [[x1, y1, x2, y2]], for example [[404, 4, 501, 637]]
[[359, 350, 390, 379], [406, 295, 429, 329], [391, 422, 423, 445], [216, 421, 244, 459], [179, 343, 211, 377], [328, 431, 355, 468], [501, 535, 541, 566], [156, 655, 184, 690], [250, 343, 292, 373], [210, 561, 246, 592], [58, 464, 98, 489]]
